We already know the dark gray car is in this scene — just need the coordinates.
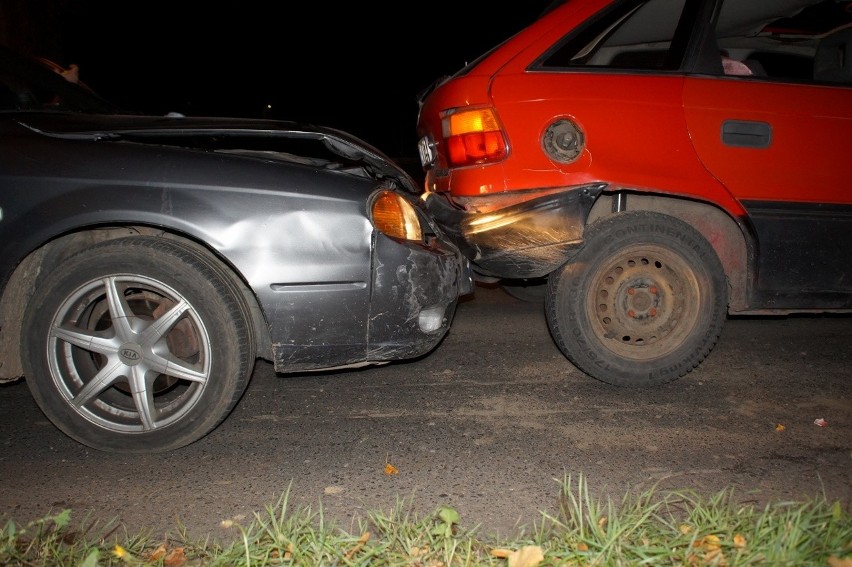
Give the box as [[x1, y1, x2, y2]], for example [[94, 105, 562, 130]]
[[0, 44, 472, 453]]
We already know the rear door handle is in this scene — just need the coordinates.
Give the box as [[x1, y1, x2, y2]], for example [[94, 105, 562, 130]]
[[721, 120, 772, 148]]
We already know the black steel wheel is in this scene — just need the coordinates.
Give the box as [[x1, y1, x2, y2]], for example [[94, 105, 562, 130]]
[[22, 237, 254, 452], [546, 211, 727, 386]]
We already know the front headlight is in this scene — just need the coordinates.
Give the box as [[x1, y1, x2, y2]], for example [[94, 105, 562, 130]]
[[370, 190, 423, 242]]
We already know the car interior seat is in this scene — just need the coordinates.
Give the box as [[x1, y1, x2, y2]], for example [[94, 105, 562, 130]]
[[741, 58, 767, 77], [813, 24, 852, 83]]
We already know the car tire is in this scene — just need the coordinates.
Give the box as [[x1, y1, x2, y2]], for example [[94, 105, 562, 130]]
[[500, 278, 547, 302], [545, 211, 727, 387], [22, 236, 255, 452]]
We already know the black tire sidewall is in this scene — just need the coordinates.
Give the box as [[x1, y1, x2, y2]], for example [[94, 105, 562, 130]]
[[546, 211, 728, 387], [22, 237, 253, 452]]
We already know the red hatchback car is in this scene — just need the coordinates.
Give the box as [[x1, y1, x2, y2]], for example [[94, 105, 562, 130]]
[[416, 0, 852, 386]]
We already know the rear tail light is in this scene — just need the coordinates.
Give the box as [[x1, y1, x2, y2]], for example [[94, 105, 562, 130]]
[[370, 190, 423, 242], [442, 107, 508, 167]]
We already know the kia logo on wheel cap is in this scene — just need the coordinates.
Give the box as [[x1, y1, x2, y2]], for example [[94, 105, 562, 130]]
[[119, 345, 143, 365]]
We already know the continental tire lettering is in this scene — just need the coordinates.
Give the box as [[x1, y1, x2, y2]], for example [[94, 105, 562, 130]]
[[570, 327, 610, 370], [660, 354, 700, 375], [613, 223, 706, 258]]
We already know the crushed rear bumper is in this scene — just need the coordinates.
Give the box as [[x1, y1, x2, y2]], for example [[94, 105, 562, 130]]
[[421, 184, 605, 279]]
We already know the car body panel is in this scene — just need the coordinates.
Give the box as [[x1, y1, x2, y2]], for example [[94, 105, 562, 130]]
[[682, 75, 852, 308], [682, 77, 852, 204], [422, 184, 604, 278], [488, 72, 747, 214], [740, 201, 852, 309], [416, 0, 852, 312], [0, 116, 379, 292], [0, 45, 473, 384]]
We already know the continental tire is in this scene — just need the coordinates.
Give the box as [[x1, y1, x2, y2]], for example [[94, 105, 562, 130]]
[[22, 236, 255, 452], [545, 211, 727, 387]]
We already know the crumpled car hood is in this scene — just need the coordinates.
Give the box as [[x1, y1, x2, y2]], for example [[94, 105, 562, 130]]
[[12, 112, 420, 194]]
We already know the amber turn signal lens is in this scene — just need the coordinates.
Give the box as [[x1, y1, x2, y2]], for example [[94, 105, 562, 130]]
[[370, 191, 423, 241], [445, 107, 502, 136]]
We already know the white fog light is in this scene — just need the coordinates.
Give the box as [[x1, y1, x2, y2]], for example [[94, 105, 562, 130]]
[[418, 305, 446, 333]]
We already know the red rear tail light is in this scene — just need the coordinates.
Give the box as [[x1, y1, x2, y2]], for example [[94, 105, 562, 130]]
[[441, 107, 508, 167]]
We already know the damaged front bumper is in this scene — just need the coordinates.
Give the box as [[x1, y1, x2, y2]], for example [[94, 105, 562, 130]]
[[421, 184, 605, 279], [269, 233, 472, 373]]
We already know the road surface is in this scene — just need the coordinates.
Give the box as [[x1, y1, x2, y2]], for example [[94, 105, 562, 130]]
[[1, 284, 850, 542]]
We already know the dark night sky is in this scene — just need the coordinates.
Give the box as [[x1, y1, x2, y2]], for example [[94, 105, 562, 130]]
[[46, 2, 552, 161]]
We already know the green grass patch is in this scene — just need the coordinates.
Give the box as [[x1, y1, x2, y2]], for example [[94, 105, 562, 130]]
[[1, 475, 849, 566]]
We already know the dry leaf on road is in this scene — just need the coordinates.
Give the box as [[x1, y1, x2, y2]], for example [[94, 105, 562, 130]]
[[508, 545, 544, 567]]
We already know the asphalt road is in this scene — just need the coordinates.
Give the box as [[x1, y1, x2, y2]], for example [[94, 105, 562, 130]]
[[1, 284, 850, 543]]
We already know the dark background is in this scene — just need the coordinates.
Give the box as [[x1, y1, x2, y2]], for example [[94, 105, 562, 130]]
[[1, 1, 551, 163]]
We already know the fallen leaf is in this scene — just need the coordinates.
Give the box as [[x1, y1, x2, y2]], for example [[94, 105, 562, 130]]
[[148, 544, 167, 561], [164, 547, 186, 567], [344, 532, 371, 559], [775, 423, 785, 431], [693, 534, 721, 551], [576, 542, 589, 551], [411, 545, 428, 557], [828, 556, 852, 567], [491, 548, 513, 558], [79, 549, 99, 567], [704, 548, 727, 565], [437, 506, 459, 525], [679, 524, 693, 535], [704, 534, 721, 550], [733, 533, 746, 548], [508, 545, 544, 567], [384, 453, 399, 475]]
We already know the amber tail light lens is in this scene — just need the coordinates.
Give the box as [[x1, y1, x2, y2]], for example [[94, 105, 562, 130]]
[[442, 107, 508, 167], [370, 190, 423, 241]]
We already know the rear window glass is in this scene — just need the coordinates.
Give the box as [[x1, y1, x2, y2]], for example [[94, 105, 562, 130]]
[[538, 0, 689, 70]]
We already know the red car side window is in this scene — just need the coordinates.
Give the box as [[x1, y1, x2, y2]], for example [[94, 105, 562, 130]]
[[540, 0, 688, 70]]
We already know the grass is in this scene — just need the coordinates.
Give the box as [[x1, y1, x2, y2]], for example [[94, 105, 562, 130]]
[[1, 475, 849, 566]]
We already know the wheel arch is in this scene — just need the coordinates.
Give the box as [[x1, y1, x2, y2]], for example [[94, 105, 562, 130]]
[[0, 225, 270, 382], [586, 191, 754, 313]]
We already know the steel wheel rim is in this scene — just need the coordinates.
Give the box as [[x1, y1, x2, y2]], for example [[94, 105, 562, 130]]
[[585, 244, 702, 360], [46, 274, 212, 434]]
